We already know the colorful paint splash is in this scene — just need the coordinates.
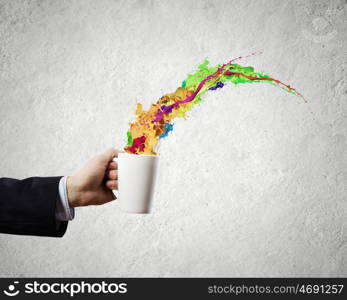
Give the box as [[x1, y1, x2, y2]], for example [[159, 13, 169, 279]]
[[124, 54, 303, 155]]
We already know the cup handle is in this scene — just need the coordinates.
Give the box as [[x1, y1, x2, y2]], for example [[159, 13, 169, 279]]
[[111, 152, 119, 195]]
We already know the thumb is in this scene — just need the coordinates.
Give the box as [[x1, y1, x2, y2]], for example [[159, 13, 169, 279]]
[[98, 148, 118, 165]]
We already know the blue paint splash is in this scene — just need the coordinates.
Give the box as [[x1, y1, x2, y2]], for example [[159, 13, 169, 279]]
[[209, 81, 225, 90], [159, 123, 174, 138]]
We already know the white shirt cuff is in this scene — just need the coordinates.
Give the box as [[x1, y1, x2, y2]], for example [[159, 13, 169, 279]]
[[56, 176, 75, 221]]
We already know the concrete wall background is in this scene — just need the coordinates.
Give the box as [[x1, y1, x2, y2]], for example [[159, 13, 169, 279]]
[[0, 0, 346, 277]]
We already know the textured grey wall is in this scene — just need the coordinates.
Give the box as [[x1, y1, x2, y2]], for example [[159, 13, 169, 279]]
[[0, 0, 346, 277]]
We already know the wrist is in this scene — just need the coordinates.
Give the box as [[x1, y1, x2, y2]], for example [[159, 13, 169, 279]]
[[66, 176, 83, 208]]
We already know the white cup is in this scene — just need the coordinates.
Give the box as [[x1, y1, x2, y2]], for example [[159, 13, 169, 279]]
[[114, 153, 159, 213]]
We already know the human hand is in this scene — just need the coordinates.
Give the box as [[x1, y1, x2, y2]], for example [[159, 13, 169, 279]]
[[67, 148, 119, 207]]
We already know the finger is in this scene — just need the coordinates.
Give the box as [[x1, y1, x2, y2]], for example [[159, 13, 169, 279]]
[[106, 180, 118, 190], [107, 170, 118, 180], [99, 148, 119, 164], [107, 161, 118, 170], [112, 148, 124, 158]]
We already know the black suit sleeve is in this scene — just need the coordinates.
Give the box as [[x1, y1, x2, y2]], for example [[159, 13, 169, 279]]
[[0, 177, 68, 237]]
